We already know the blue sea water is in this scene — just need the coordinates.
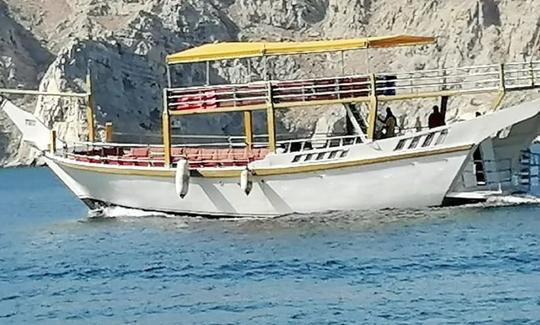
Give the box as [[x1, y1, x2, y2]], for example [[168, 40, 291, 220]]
[[0, 167, 539, 324]]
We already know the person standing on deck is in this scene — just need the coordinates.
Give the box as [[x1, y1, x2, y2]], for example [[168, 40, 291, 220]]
[[428, 105, 445, 129], [383, 107, 397, 138]]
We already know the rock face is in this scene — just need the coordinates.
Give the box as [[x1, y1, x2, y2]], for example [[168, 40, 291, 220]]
[[1, 0, 540, 166]]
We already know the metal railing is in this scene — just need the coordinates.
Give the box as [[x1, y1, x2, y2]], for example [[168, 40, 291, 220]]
[[56, 133, 364, 163], [165, 60, 540, 114], [277, 135, 363, 154]]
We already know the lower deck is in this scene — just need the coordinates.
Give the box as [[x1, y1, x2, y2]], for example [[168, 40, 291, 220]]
[[67, 146, 271, 168]]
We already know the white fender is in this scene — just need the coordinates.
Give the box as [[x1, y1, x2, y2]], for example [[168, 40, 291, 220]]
[[240, 168, 253, 195], [175, 159, 190, 198]]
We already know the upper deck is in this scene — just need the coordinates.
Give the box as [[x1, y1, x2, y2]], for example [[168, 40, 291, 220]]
[[164, 60, 540, 116]]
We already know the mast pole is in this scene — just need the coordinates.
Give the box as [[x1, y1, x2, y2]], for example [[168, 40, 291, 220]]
[[85, 63, 95, 142], [266, 82, 277, 152], [162, 89, 172, 168]]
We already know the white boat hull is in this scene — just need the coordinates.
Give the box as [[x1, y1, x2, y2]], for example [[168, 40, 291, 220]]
[[46, 148, 469, 217], [4, 97, 540, 217]]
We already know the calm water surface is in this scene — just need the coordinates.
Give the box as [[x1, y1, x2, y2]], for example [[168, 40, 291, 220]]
[[0, 168, 539, 324]]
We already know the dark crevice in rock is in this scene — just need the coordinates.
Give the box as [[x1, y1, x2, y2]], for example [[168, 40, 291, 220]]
[[480, 0, 501, 27]]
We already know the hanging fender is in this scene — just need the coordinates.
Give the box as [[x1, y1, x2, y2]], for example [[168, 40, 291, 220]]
[[175, 159, 190, 198], [240, 168, 253, 195]]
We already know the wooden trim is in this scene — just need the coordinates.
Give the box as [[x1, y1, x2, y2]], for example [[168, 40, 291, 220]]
[[243, 111, 253, 150], [367, 74, 378, 140], [105, 122, 113, 143], [85, 74, 95, 142], [266, 82, 277, 152], [162, 110, 172, 168], [53, 144, 473, 179]]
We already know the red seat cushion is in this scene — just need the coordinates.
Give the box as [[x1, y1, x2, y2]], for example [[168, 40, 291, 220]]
[[130, 147, 150, 158]]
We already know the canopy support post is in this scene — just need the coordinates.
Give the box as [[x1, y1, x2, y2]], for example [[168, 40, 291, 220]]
[[340, 51, 345, 75], [263, 56, 269, 81], [162, 89, 172, 168], [492, 63, 506, 110], [367, 73, 379, 140], [105, 122, 113, 143], [244, 111, 254, 150], [50, 130, 57, 154], [206, 61, 210, 85], [247, 58, 252, 83], [266, 82, 277, 152], [85, 70, 95, 142], [166, 64, 172, 88], [440, 96, 449, 121]]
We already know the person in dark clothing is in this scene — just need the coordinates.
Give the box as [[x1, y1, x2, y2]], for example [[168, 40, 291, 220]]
[[384, 107, 397, 138], [428, 105, 445, 129]]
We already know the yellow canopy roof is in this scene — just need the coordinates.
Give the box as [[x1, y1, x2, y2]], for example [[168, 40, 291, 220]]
[[166, 35, 435, 65]]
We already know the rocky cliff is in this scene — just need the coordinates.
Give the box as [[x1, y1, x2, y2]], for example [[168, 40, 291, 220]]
[[1, 0, 540, 166]]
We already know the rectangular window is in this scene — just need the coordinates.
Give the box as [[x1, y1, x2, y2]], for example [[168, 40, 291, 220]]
[[435, 129, 449, 145], [343, 138, 355, 146], [329, 139, 341, 148], [394, 139, 406, 151], [422, 133, 436, 147], [408, 136, 421, 149], [328, 151, 339, 159]]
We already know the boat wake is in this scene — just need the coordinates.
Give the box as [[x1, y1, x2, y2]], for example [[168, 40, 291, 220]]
[[87, 206, 174, 220], [82, 192, 540, 225], [484, 194, 540, 206]]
